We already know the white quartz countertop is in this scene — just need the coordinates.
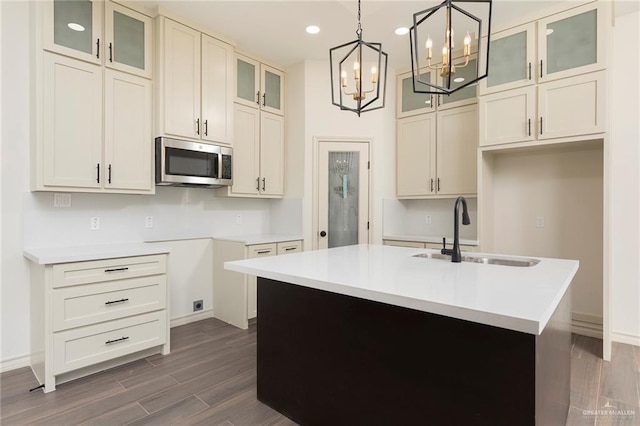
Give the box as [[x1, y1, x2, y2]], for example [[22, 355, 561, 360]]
[[24, 242, 172, 265], [225, 244, 578, 335], [213, 234, 303, 245], [384, 235, 479, 246]]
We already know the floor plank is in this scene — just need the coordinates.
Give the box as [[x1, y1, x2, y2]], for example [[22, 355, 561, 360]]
[[127, 396, 209, 426], [77, 402, 148, 426]]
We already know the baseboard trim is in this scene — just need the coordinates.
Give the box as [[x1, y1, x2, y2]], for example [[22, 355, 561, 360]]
[[611, 331, 640, 346], [0, 355, 31, 373], [170, 309, 213, 328], [572, 313, 603, 339]]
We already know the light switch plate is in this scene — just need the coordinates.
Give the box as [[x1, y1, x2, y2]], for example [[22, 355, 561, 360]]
[[536, 216, 545, 228], [145, 216, 153, 228]]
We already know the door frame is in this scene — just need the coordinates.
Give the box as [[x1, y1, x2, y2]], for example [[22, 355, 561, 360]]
[[312, 137, 372, 250]]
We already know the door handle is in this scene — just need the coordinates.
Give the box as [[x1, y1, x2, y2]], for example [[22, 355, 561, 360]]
[[540, 117, 543, 135], [105, 298, 129, 305], [195, 118, 200, 135], [96, 163, 100, 183], [256, 177, 260, 191], [105, 267, 129, 273], [437, 178, 441, 192], [262, 93, 266, 107], [528, 118, 531, 136], [105, 336, 129, 345], [540, 60, 543, 79], [430, 178, 434, 193], [528, 62, 532, 80]]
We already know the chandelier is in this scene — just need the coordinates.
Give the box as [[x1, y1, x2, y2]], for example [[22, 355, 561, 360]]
[[410, 0, 492, 95], [330, 0, 388, 116]]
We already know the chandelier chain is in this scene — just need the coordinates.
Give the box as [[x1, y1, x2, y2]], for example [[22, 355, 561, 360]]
[[356, 0, 362, 38]]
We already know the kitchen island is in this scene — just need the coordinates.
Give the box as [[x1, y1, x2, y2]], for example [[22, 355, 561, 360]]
[[225, 244, 578, 426]]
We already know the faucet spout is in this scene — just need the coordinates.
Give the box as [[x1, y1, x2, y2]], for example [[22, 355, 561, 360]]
[[441, 196, 471, 263]]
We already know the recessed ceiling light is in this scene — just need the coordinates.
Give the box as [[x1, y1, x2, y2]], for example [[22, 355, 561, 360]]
[[454, 77, 465, 83], [67, 22, 85, 32], [306, 25, 320, 35], [546, 28, 554, 35], [395, 27, 409, 36]]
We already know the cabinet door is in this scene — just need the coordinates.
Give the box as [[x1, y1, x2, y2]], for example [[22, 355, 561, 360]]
[[162, 19, 201, 139], [260, 112, 285, 196], [479, 86, 535, 146], [104, 70, 152, 192], [438, 58, 479, 110], [436, 104, 478, 195], [396, 70, 437, 118], [537, 71, 606, 140], [261, 64, 285, 116], [235, 54, 260, 108], [277, 241, 302, 255], [479, 23, 535, 95], [43, 0, 102, 65], [104, 1, 152, 79], [231, 104, 260, 195], [396, 114, 436, 197], [201, 35, 234, 145], [537, 2, 606, 83], [43, 52, 102, 188]]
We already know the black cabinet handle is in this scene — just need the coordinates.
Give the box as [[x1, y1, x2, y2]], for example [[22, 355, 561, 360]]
[[108, 164, 112, 184], [195, 118, 200, 135], [96, 39, 100, 59], [96, 163, 100, 183], [540, 117, 543, 135], [540, 60, 543, 79], [262, 178, 266, 191], [105, 267, 129, 273], [285, 247, 297, 251], [528, 118, 531, 136], [430, 178, 434, 193], [437, 178, 441, 192], [105, 298, 129, 305], [256, 250, 271, 254], [108, 42, 113, 62], [256, 91, 260, 105], [528, 62, 531, 80], [256, 177, 260, 191], [106, 336, 129, 345], [262, 93, 266, 107], [204, 119, 208, 137]]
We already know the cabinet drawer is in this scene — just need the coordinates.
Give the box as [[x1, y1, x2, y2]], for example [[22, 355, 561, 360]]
[[247, 243, 277, 258], [52, 255, 166, 288], [52, 275, 167, 331], [277, 240, 302, 255], [384, 240, 426, 248], [53, 311, 166, 374]]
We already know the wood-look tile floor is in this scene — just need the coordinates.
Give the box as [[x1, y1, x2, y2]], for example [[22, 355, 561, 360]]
[[1, 318, 639, 425]]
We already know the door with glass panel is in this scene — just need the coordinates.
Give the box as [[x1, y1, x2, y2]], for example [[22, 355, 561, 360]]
[[104, 1, 152, 78], [317, 141, 370, 250], [396, 70, 436, 118]]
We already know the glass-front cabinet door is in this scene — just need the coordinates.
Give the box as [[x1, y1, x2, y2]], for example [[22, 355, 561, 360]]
[[479, 23, 535, 95], [235, 54, 260, 108], [105, 1, 152, 78], [261, 65, 285, 116], [44, 0, 103, 64], [396, 70, 436, 118], [437, 57, 478, 110], [537, 2, 606, 82]]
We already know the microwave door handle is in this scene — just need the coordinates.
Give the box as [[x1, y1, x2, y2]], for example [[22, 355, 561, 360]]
[[218, 153, 223, 180]]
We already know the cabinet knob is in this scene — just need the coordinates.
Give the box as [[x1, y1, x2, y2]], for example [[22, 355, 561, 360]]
[[320, 231, 327, 237]]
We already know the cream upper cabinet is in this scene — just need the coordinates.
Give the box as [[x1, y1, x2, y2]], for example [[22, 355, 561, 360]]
[[479, 23, 535, 95], [260, 113, 285, 196], [104, 1, 152, 78], [42, 53, 102, 189], [437, 58, 479, 110], [158, 17, 233, 145], [479, 86, 536, 146], [235, 54, 285, 116], [397, 114, 436, 197], [537, 2, 606, 83], [396, 70, 437, 118], [43, 0, 152, 79], [436, 105, 478, 196], [104, 69, 152, 191]]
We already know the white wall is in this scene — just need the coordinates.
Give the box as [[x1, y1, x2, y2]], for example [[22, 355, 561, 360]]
[[610, 8, 640, 344]]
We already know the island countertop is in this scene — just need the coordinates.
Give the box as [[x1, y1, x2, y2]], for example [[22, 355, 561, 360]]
[[225, 244, 579, 335]]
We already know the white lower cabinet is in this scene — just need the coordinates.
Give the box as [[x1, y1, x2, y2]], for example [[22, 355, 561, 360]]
[[29, 254, 170, 392], [213, 238, 302, 329]]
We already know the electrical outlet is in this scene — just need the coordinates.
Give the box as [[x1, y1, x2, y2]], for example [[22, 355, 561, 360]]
[[425, 215, 432, 225], [145, 216, 153, 228], [236, 214, 242, 225], [53, 193, 71, 208], [90, 217, 100, 230], [536, 216, 545, 228], [193, 300, 203, 312]]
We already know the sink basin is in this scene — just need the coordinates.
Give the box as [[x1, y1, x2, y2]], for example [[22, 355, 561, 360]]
[[413, 252, 540, 267]]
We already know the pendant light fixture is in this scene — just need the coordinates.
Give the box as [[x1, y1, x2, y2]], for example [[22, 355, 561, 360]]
[[410, 0, 492, 95], [330, 0, 388, 116]]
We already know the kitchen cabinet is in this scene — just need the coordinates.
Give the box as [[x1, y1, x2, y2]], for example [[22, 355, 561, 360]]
[[43, 0, 152, 78], [479, 71, 605, 146], [212, 238, 302, 329], [437, 58, 479, 110], [37, 52, 153, 193], [28, 253, 169, 392], [222, 103, 284, 197], [158, 17, 233, 145], [397, 104, 477, 198], [235, 54, 285, 116]]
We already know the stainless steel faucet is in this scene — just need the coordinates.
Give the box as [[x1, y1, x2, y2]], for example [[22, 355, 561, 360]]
[[441, 196, 471, 263]]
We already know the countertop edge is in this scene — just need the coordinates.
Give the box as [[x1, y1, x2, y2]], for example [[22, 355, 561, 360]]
[[383, 235, 479, 246], [24, 243, 172, 265]]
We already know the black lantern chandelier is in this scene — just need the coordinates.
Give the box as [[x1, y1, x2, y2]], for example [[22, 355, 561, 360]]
[[330, 0, 388, 116], [410, 0, 492, 95]]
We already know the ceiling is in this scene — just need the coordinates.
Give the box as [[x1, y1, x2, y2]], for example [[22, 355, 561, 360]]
[[134, 1, 571, 70]]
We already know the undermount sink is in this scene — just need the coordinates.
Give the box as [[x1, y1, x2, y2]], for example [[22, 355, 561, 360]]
[[413, 252, 540, 267]]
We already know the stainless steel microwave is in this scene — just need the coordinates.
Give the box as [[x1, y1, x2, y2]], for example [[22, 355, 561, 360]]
[[155, 137, 232, 188]]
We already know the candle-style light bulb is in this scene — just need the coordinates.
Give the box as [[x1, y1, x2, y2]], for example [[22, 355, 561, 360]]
[[464, 31, 471, 56], [353, 60, 360, 79], [371, 66, 377, 84], [425, 37, 433, 60], [341, 70, 347, 88], [442, 46, 449, 66]]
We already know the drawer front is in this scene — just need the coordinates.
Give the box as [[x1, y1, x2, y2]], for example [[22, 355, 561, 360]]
[[52, 275, 167, 331], [53, 255, 167, 288], [53, 311, 166, 374], [277, 240, 302, 255], [247, 243, 277, 259], [384, 240, 427, 248]]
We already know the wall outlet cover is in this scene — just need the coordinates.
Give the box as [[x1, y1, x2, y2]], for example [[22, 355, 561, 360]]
[[90, 217, 100, 230], [193, 300, 203, 312], [145, 216, 153, 228]]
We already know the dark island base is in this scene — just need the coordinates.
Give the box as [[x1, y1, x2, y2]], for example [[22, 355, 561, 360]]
[[257, 277, 571, 426]]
